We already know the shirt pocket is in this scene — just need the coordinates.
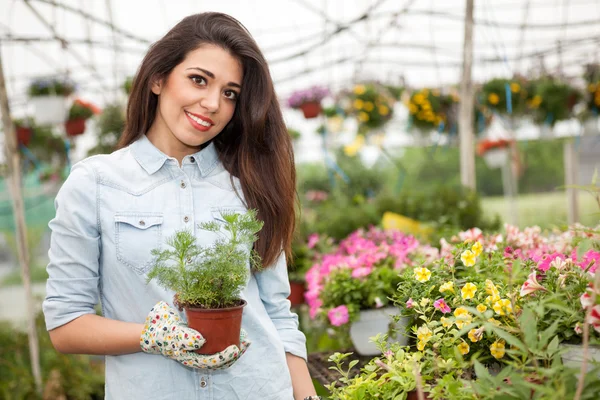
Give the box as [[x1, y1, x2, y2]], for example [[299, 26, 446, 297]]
[[115, 212, 163, 274]]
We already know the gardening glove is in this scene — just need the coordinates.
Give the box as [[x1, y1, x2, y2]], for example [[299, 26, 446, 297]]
[[140, 301, 251, 370]]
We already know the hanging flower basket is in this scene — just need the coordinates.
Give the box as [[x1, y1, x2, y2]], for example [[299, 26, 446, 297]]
[[287, 85, 329, 120], [299, 101, 322, 119], [477, 138, 512, 169], [30, 96, 68, 126], [65, 118, 86, 136], [16, 126, 32, 146]]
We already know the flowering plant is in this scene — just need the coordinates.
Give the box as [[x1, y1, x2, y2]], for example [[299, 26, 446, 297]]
[[481, 77, 529, 116], [305, 227, 435, 325], [287, 85, 329, 109], [28, 77, 75, 97], [67, 99, 99, 121], [527, 77, 581, 126], [406, 88, 455, 132], [476, 138, 513, 156], [348, 83, 394, 134]]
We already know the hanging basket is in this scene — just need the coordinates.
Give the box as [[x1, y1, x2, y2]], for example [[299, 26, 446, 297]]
[[299, 101, 322, 119], [65, 118, 87, 136], [30, 95, 68, 125], [16, 126, 32, 146], [482, 148, 509, 169]]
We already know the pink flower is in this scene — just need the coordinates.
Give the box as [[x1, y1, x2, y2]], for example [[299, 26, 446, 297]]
[[327, 305, 350, 327], [351, 266, 373, 278], [587, 305, 600, 333], [307, 233, 319, 249], [537, 253, 566, 272], [433, 298, 451, 314], [519, 272, 547, 296], [574, 322, 583, 335], [374, 297, 384, 308], [406, 298, 415, 309]]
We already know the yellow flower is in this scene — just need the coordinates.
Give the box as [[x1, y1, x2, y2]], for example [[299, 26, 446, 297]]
[[510, 82, 520, 93], [457, 341, 470, 355], [353, 99, 364, 109], [471, 241, 483, 257], [417, 325, 432, 342], [493, 299, 513, 316], [439, 281, 454, 293], [588, 83, 596, 93], [343, 135, 365, 157], [461, 250, 476, 267], [417, 340, 426, 351], [420, 298, 430, 307], [490, 340, 506, 359], [468, 327, 484, 343], [378, 105, 389, 116], [441, 317, 453, 328], [364, 101, 374, 112], [461, 283, 478, 300], [487, 318, 501, 326], [488, 93, 500, 105], [358, 111, 369, 122], [408, 103, 418, 114], [530, 95, 542, 108], [454, 307, 472, 329], [413, 93, 425, 104], [476, 304, 487, 313], [354, 85, 366, 95], [414, 267, 432, 283], [485, 280, 500, 297]]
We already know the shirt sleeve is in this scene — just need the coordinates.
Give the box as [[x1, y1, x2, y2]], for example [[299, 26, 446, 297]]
[[42, 161, 101, 331], [254, 251, 308, 361]]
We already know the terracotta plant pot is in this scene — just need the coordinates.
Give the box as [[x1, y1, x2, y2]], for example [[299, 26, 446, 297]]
[[65, 118, 86, 136], [185, 300, 247, 355], [288, 280, 306, 306], [407, 390, 432, 400], [16, 126, 32, 146], [299, 101, 322, 119]]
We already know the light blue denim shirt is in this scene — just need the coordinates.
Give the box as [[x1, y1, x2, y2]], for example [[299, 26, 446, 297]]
[[43, 135, 306, 400]]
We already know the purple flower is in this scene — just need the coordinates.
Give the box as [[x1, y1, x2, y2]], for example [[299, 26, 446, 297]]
[[287, 85, 330, 108]]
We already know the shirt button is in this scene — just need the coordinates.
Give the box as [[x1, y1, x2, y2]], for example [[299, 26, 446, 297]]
[[180, 181, 186, 189], [186, 256, 193, 264], [139, 220, 145, 226], [190, 156, 196, 163], [183, 216, 190, 223], [200, 379, 207, 388]]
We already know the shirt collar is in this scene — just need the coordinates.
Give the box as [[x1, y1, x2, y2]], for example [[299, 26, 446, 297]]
[[130, 134, 220, 177]]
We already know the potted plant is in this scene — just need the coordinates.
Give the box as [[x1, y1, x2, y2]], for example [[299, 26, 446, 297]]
[[481, 77, 530, 117], [86, 103, 125, 156], [13, 118, 34, 146], [406, 88, 455, 134], [305, 227, 429, 355], [347, 83, 395, 135], [147, 209, 263, 354], [527, 77, 581, 127], [287, 85, 329, 119], [476, 138, 513, 169], [65, 99, 98, 137], [28, 77, 75, 125]]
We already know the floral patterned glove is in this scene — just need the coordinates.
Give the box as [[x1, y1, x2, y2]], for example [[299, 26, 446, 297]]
[[140, 301, 250, 370]]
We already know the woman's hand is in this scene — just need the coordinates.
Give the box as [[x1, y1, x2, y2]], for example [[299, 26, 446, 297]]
[[140, 301, 250, 369]]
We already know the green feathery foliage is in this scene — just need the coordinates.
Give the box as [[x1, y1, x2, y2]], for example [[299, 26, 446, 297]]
[[147, 209, 264, 309]]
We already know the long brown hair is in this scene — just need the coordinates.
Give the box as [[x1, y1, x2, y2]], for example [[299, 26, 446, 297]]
[[118, 13, 296, 268]]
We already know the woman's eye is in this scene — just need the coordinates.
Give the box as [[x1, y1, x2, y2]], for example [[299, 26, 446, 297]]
[[224, 90, 238, 101], [190, 75, 206, 86]]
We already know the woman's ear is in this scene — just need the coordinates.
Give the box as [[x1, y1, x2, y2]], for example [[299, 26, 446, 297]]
[[151, 77, 163, 95]]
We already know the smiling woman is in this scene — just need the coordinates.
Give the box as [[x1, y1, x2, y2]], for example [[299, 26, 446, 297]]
[[42, 12, 319, 400]]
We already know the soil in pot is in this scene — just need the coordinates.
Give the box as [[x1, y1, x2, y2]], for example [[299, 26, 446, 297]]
[[185, 300, 247, 354]]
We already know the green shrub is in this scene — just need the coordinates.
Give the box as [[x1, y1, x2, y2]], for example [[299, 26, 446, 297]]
[[0, 313, 105, 400]]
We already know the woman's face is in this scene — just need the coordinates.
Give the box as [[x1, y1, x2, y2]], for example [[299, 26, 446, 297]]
[[148, 44, 243, 157]]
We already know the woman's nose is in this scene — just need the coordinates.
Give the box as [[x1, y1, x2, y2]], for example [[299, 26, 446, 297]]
[[200, 89, 220, 113]]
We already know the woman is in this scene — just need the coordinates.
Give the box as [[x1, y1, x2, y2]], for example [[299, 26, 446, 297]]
[[43, 12, 320, 400]]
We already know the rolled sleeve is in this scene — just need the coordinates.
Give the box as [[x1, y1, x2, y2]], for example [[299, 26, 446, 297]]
[[254, 252, 307, 361], [43, 161, 101, 331]]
